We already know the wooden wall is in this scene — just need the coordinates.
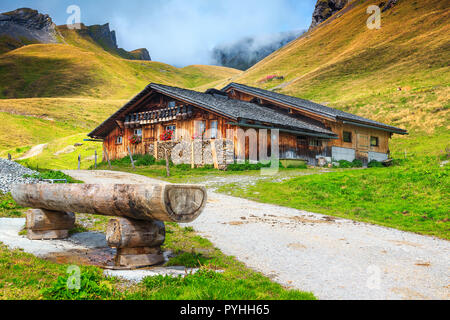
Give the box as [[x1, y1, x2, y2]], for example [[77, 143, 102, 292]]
[[227, 88, 392, 159], [103, 90, 391, 163]]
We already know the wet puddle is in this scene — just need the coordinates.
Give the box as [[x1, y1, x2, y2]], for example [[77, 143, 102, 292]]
[[44, 247, 117, 268]]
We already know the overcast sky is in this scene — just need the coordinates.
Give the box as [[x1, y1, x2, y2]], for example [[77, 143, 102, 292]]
[[0, 0, 317, 66]]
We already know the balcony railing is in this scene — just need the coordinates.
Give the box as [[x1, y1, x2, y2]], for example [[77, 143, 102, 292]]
[[125, 105, 193, 127]]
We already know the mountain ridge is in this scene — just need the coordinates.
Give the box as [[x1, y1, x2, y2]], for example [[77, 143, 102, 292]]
[[0, 8, 151, 61]]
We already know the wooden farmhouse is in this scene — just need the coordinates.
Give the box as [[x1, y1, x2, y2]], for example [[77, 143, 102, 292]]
[[88, 83, 407, 167]]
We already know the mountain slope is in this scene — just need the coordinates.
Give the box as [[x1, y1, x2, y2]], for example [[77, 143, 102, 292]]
[[0, 12, 241, 152], [0, 24, 240, 100], [224, 0, 449, 149]]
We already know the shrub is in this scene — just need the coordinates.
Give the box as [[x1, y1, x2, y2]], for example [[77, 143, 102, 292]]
[[175, 164, 191, 171], [368, 160, 383, 168], [334, 160, 353, 168], [156, 159, 167, 166], [134, 154, 156, 166], [0, 193, 20, 210], [41, 268, 117, 300], [23, 170, 77, 183], [227, 160, 272, 171], [352, 159, 363, 168]]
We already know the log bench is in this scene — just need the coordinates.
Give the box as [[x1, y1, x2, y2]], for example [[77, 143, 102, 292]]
[[11, 183, 207, 268]]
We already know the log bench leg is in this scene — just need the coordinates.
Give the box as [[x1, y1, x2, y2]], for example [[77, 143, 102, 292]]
[[106, 217, 165, 268], [26, 209, 75, 240]]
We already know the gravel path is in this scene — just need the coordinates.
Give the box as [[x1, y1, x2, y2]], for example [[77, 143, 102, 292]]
[[0, 158, 42, 193], [64, 170, 450, 300], [16, 143, 47, 160]]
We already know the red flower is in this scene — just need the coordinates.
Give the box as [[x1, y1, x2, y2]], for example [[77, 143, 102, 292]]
[[160, 129, 173, 141], [129, 135, 142, 145]]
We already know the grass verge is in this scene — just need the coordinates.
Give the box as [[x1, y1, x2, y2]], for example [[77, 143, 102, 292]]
[[217, 156, 449, 239]]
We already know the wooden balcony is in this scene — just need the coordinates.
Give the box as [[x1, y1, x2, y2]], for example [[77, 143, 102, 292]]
[[125, 105, 193, 127]]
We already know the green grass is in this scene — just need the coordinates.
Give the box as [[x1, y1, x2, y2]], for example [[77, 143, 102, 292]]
[[227, 0, 449, 136], [0, 193, 26, 218], [15, 133, 103, 171], [0, 222, 314, 300], [217, 156, 450, 239]]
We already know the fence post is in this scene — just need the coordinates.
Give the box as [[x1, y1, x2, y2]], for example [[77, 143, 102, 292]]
[[103, 148, 112, 169], [8, 153, 11, 161], [94, 150, 97, 169], [77, 155, 81, 170], [127, 146, 135, 170]]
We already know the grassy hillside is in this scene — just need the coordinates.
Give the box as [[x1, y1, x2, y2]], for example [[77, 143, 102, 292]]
[[0, 26, 240, 152], [226, 0, 449, 154], [0, 98, 124, 151]]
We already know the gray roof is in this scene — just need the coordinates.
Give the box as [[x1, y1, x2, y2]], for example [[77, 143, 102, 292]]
[[222, 83, 407, 134], [89, 83, 336, 138], [151, 84, 335, 135]]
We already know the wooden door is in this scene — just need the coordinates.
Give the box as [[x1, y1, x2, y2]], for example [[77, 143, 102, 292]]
[[356, 133, 369, 160]]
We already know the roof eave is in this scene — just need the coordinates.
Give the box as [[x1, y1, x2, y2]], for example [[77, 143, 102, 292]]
[[340, 119, 408, 135]]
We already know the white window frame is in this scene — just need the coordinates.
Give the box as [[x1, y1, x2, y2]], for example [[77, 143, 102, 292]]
[[210, 120, 218, 139], [134, 128, 142, 136], [116, 136, 123, 144]]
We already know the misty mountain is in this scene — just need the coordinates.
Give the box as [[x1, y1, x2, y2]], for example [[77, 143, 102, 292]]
[[211, 30, 304, 71]]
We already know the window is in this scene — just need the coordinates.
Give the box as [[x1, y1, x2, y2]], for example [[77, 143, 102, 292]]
[[210, 120, 218, 139], [194, 120, 205, 139], [343, 131, 352, 143], [168, 101, 176, 108], [116, 136, 123, 144], [166, 125, 176, 132], [370, 136, 379, 147], [134, 128, 142, 136], [309, 139, 322, 147], [297, 136, 307, 145], [166, 125, 176, 140]]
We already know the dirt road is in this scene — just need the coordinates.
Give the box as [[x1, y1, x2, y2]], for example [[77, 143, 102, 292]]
[[64, 170, 450, 300]]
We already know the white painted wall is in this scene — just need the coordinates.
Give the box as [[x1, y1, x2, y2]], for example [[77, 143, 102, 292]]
[[332, 147, 356, 162]]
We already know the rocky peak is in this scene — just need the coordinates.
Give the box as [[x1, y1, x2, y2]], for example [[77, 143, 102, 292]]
[[310, 0, 349, 29], [0, 7, 57, 43], [86, 23, 118, 50], [130, 48, 152, 61]]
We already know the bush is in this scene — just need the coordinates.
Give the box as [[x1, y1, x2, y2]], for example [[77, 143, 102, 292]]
[[23, 170, 77, 183], [368, 160, 383, 168], [333, 160, 353, 168], [134, 154, 156, 166], [352, 159, 363, 168], [0, 193, 21, 210], [332, 159, 363, 168], [175, 164, 191, 171], [156, 159, 167, 166], [227, 161, 272, 171], [41, 268, 117, 300]]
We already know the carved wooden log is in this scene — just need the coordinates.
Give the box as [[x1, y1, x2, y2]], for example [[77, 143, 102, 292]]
[[25, 209, 75, 240], [27, 229, 70, 240], [115, 246, 164, 267], [106, 217, 165, 267], [26, 209, 75, 231], [106, 217, 165, 248], [11, 183, 207, 223]]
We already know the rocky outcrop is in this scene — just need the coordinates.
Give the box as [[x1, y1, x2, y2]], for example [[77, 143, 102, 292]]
[[0, 8, 57, 44], [75, 23, 151, 61], [310, 0, 349, 29], [86, 23, 118, 50], [130, 48, 152, 61], [382, 0, 399, 12], [0, 7, 151, 61]]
